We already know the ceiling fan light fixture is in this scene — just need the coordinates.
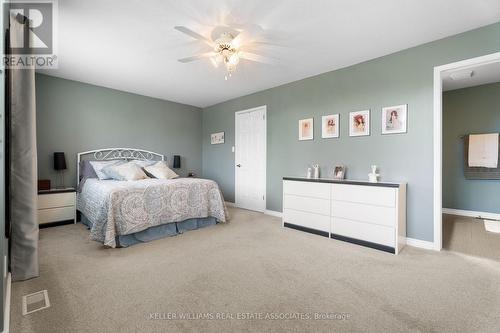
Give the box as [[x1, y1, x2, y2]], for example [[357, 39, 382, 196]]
[[176, 25, 277, 80], [210, 32, 240, 80], [214, 32, 235, 53], [227, 52, 239, 66]]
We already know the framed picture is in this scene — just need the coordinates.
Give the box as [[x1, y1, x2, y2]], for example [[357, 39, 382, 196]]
[[210, 132, 225, 144], [299, 118, 314, 141], [382, 104, 407, 134], [349, 110, 370, 137], [321, 114, 340, 138], [333, 165, 346, 180]]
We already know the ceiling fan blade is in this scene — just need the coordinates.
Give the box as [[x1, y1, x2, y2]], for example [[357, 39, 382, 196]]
[[178, 52, 217, 63], [240, 41, 289, 55], [174, 26, 213, 46], [239, 51, 278, 65], [231, 31, 249, 49], [248, 41, 287, 48], [230, 23, 265, 49], [209, 57, 219, 68]]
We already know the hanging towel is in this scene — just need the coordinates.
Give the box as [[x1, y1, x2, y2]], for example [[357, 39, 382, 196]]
[[468, 133, 499, 168]]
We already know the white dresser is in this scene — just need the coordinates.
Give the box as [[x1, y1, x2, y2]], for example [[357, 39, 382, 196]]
[[37, 188, 76, 225], [283, 177, 406, 254]]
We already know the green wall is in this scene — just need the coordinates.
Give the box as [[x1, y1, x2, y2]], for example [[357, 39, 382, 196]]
[[443, 82, 500, 213], [202, 22, 500, 242], [36, 74, 202, 186]]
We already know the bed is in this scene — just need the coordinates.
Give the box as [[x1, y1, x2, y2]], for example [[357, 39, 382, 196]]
[[76, 148, 228, 248]]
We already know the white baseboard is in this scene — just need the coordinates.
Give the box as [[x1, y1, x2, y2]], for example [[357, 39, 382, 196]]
[[442, 208, 500, 221], [405, 237, 435, 250], [226, 202, 283, 218], [264, 210, 282, 218], [3, 272, 11, 333]]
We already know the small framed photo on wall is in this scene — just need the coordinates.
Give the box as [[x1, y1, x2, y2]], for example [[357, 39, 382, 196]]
[[321, 114, 340, 138], [382, 104, 407, 134], [210, 132, 225, 144], [299, 118, 314, 141], [349, 110, 370, 137]]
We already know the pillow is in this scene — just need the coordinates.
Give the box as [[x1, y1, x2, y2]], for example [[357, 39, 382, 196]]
[[89, 160, 124, 180], [103, 161, 149, 181], [131, 160, 157, 168], [144, 161, 179, 179], [79, 160, 98, 180], [131, 159, 159, 178]]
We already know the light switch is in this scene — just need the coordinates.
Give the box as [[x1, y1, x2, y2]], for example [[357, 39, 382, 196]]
[[232, 146, 235, 153]]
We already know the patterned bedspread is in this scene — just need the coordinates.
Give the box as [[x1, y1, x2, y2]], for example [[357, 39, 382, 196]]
[[77, 178, 228, 247]]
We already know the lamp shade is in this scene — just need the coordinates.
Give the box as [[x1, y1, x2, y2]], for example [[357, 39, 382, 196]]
[[53, 152, 67, 170], [173, 155, 181, 169]]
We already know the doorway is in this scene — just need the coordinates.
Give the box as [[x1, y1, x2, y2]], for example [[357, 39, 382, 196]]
[[433, 51, 500, 251], [235, 106, 267, 212]]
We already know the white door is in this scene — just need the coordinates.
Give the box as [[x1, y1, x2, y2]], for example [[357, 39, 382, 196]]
[[235, 106, 266, 212]]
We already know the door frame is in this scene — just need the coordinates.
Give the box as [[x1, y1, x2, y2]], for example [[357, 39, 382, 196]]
[[433, 51, 500, 251], [234, 105, 267, 212]]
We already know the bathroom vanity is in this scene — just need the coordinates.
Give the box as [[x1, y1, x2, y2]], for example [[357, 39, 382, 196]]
[[282, 177, 407, 254]]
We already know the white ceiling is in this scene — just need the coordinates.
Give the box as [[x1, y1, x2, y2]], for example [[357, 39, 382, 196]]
[[443, 61, 500, 91], [39, 0, 500, 108]]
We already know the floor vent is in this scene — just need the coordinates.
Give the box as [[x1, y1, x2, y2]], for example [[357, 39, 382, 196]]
[[22, 290, 50, 315]]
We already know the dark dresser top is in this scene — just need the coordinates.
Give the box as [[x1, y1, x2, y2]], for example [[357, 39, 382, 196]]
[[283, 177, 403, 188]]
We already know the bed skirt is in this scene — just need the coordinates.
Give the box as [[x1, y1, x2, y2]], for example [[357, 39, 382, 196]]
[[81, 214, 217, 247]]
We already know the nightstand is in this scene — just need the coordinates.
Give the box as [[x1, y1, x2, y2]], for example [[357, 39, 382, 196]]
[[37, 188, 76, 225]]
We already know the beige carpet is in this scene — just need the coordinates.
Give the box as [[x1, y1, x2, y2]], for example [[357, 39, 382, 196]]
[[10, 208, 500, 333], [443, 214, 500, 261]]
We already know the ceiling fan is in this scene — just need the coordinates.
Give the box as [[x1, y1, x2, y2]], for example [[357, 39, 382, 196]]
[[174, 24, 278, 80]]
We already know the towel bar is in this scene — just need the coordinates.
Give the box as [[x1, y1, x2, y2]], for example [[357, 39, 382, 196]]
[[475, 216, 500, 222]]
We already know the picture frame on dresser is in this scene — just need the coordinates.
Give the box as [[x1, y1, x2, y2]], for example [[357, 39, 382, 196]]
[[333, 165, 346, 180]]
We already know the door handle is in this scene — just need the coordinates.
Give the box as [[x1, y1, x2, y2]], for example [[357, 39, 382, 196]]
[[236, 164, 241, 167]]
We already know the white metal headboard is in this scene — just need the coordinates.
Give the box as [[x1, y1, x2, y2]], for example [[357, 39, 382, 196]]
[[77, 148, 165, 185]]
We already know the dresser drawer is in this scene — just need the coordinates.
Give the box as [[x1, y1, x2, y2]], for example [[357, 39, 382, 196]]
[[38, 206, 75, 224], [283, 209, 330, 232], [332, 184, 395, 207], [283, 180, 330, 199], [332, 201, 396, 227], [38, 192, 75, 209], [332, 217, 395, 247], [284, 194, 330, 216]]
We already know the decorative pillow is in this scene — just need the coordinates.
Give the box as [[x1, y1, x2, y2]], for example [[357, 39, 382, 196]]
[[131, 159, 159, 178], [89, 160, 124, 180], [103, 162, 149, 181], [79, 160, 98, 180], [144, 161, 178, 179]]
